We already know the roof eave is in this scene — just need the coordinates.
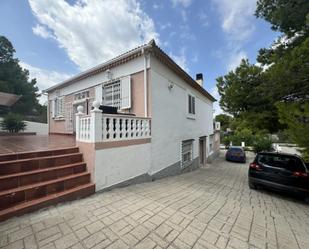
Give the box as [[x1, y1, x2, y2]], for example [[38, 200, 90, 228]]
[[43, 42, 153, 93]]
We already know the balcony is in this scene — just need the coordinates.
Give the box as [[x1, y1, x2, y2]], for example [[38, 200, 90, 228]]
[[76, 101, 151, 144]]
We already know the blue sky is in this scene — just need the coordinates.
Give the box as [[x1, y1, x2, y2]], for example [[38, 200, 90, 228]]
[[0, 0, 278, 113]]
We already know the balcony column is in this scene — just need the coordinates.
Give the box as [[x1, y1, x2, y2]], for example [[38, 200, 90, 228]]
[[90, 100, 102, 143], [75, 105, 84, 141]]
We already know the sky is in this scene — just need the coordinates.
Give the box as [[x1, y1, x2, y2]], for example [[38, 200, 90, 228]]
[[0, 0, 278, 115]]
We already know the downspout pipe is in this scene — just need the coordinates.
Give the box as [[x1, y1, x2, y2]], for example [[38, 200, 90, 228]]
[[142, 48, 148, 117]]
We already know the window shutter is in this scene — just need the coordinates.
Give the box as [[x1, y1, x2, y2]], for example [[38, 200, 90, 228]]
[[192, 96, 195, 114], [51, 99, 56, 118], [121, 75, 131, 109], [95, 85, 103, 104]]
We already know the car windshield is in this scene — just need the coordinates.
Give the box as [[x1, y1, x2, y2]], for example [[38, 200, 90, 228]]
[[228, 148, 243, 153], [257, 154, 305, 172]]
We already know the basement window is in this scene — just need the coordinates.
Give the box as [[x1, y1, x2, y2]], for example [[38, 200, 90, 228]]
[[181, 140, 193, 167]]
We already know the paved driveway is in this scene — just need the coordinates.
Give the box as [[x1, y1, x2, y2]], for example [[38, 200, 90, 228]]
[[1, 152, 309, 249]]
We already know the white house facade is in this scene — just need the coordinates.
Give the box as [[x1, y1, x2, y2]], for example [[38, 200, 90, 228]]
[[44, 40, 219, 191]]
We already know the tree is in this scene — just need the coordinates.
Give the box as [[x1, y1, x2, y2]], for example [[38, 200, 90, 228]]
[[216, 59, 281, 133], [0, 36, 44, 118], [217, 60, 266, 116], [255, 0, 309, 36], [256, 0, 309, 65], [266, 37, 309, 102], [277, 102, 309, 161]]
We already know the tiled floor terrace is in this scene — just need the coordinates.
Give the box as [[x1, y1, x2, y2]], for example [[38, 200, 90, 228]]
[[0, 135, 76, 154]]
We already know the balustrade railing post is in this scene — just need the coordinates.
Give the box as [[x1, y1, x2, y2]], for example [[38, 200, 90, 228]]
[[90, 101, 102, 143], [75, 105, 84, 141]]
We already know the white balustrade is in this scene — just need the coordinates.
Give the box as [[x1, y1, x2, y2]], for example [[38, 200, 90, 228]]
[[79, 116, 91, 141], [76, 102, 151, 143], [101, 114, 151, 142]]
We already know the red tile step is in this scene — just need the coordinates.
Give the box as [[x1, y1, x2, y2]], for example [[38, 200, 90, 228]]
[[0, 162, 86, 191], [0, 147, 79, 162], [0, 153, 83, 175], [0, 172, 91, 211], [0, 183, 95, 222]]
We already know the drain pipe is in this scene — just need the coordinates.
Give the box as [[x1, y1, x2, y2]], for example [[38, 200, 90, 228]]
[[142, 48, 148, 117]]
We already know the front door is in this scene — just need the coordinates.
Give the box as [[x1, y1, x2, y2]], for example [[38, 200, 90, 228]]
[[199, 137, 206, 166]]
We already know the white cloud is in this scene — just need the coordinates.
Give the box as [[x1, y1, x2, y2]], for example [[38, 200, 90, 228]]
[[212, 0, 257, 41], [209, 86, 223, 116], [29, 0, 159, 71], [169, 48, 188, 72], [181, 10, 188, 22], [20, 62, 71, 104], [160, 22, 172, 30], [153, 3, 163, 10], [227, 50, 247, 71], [211, 0, 255, 71], [32, 24, 54, 39], [198, 10, 209, 27], [179, 25, 196, 40], [171, 0, 193, 8]]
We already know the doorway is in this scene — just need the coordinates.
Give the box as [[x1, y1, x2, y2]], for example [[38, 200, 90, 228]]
[[199, 136, 206, 166]]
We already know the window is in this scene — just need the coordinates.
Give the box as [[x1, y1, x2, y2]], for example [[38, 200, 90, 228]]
[[182, 140, 193, 166], [74, 91, 89, 101], [188, 94, 195, 115], [209, 134, 214, 153], [53, 97, 64, 118], [257, 154, 305, 172], [103, 80, 121, 109]]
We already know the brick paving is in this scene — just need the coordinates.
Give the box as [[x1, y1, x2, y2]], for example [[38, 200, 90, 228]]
[[1, 152, 309, 249]]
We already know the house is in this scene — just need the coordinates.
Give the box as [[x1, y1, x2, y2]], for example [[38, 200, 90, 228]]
[[45, 39, 219, 191], [0, 40, 220, 221]]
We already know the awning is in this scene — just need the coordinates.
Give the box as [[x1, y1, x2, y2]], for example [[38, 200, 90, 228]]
[[0, 92, 21, 107]]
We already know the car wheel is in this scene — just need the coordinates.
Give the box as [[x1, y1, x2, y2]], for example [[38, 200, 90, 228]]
[[249, 181, 257, 190]]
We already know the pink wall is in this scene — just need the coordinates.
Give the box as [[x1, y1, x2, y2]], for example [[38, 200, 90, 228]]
[[49, 87, 96, 134], [48, 71, 151, 134], [130, 69, 151, 117]]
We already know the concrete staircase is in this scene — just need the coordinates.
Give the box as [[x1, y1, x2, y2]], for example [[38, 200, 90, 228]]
[[0, 147, 95, 221]]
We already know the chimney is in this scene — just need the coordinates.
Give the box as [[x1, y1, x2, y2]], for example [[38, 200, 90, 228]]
[[196, 73, 203, 87]]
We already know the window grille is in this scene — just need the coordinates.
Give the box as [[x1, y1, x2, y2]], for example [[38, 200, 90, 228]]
[[181, 140, 193, 166], [103, 80, 121, 109]]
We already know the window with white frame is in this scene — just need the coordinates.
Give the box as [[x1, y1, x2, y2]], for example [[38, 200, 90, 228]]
[[188, 94, 195, 115], [74, 91, 89, 101], [181, 140, 193, 166], [103, 80, 121, 109], [53, 97, 64, 118], [209, 134, 214, 153]]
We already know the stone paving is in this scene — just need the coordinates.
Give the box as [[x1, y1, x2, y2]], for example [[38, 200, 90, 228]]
[[1, 152, 309, 249]]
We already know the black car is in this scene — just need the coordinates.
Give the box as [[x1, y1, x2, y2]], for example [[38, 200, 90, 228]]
[[248, 152, 309, 202], [226, 146, 246, 163]]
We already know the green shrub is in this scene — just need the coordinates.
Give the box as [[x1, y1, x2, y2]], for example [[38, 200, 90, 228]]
[[252, 135, 273, 153], [0, 113, 26, 133], [222, 128, 255, 147]]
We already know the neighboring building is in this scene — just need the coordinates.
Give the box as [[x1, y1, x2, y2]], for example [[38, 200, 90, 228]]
[[44, 40, 218, 191]]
